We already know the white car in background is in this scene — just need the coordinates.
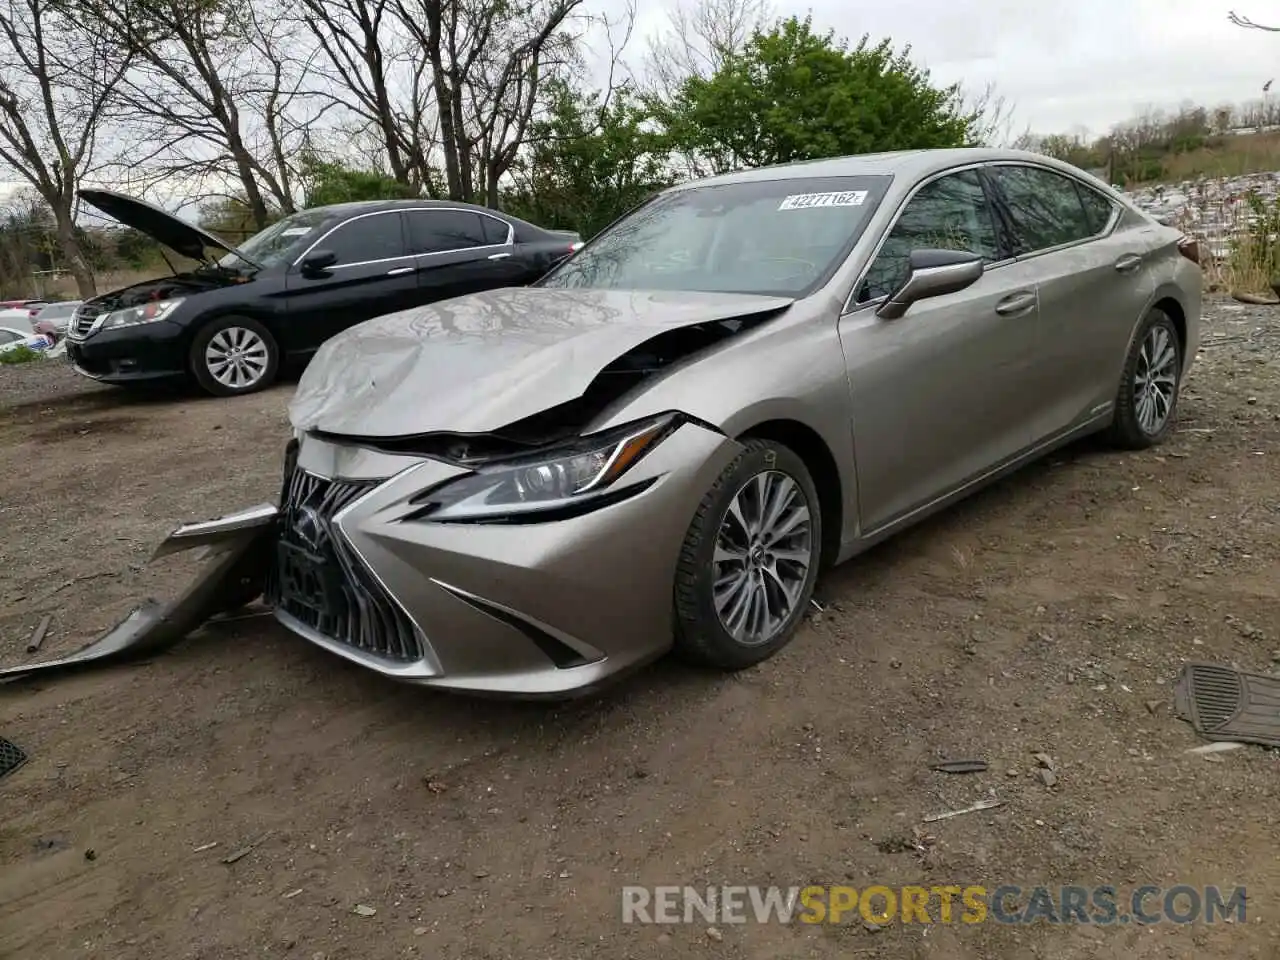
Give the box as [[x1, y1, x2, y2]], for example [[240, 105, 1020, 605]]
[[0, 326, 59, 358]]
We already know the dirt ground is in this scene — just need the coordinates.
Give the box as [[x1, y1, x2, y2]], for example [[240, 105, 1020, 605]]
[[2, 298, 1279, 960]]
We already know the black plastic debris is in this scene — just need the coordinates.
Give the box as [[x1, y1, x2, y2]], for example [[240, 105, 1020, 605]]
[[1174, 662, 1280, 748], [0, 737, 28, 780], [929, 759, 988, 774]]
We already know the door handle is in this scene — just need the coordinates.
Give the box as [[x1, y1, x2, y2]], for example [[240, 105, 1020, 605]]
[[1114, 253, 1143, 273], [994, 291, 1037, 316], [487, 252, 511, 260], [386, 266, 416, 276]]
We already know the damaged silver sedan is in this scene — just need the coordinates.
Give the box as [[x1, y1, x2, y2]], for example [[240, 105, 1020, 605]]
[[10, 149, 1200, 695]]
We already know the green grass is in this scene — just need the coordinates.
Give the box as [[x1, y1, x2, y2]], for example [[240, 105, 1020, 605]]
[[0, 345, 44, 364]]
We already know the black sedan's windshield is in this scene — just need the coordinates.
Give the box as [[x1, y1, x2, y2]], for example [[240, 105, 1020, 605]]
[[540, 175, 891, 297], [218, 208, 333, 269]]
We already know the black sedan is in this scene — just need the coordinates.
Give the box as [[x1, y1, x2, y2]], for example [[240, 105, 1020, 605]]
[[66, 191, 582, 396]]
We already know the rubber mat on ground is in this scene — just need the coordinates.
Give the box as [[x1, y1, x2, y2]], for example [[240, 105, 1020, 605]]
[[0, 736, 27, 780], [1174, 662, 1280, 747]]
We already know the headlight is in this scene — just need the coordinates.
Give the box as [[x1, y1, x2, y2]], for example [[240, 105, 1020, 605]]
[[413, 414, 676, 522], [100, 298, 186, 330]]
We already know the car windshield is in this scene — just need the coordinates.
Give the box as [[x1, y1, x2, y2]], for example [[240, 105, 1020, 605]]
[[539, 175, 891, 297], [218, 209, 332, 269]]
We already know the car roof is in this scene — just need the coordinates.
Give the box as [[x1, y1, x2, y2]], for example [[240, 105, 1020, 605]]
[[305, 198, 524, 220], [671, 148, 1097, 189]]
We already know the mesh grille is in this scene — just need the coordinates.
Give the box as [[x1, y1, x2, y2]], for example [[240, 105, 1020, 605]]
[[1186, 664, 1243, 730], [0, 737, 27, 780], [265, 463, 424, 663]]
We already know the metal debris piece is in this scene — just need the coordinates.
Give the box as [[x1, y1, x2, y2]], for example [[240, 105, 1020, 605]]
[[929, 759, 988, 774], [1174, 662, 1280, 748], [0, 737, 27, 779], [26, 615, 52, 654], [0, 504, 277, 683], [192, 841, 219, 852], [922, 798, 1003, 823]]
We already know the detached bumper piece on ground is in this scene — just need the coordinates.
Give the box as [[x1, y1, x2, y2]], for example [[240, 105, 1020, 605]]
[[0, 505, 277, 683]]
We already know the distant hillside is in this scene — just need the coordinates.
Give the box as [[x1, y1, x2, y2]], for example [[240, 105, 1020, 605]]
[[1143, 130, 1280, 184], [1022, 99, 1280, 187]]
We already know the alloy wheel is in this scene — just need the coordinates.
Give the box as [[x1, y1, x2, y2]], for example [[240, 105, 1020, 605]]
[[712, 470, 814, 646], [1133, 324, 1178, 435], [206, 326, 270, 390]]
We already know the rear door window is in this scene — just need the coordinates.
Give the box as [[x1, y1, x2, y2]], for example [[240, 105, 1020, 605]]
[[478, 214, 511, 245], [989, 165, 1097, 255], [1076, 183, 1117, 235], [406, 210, 492, 254], [324, 212, 408, 265]]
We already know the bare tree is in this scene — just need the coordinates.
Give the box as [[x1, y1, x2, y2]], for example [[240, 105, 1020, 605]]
[[296, 0, 438, 190], [958, 82, 1026, 148], [0, 0, 132, 295], [642, 0, 770, 99], [1229, 10, 1280, 30], [396, 0, 590, 205], [87, 0, 327, 228]]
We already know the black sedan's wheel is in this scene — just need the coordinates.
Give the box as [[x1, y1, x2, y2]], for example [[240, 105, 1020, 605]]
[[1107, 308, 1182, 449], [190, 316, 279, 397], [674, 438, 822, 670]]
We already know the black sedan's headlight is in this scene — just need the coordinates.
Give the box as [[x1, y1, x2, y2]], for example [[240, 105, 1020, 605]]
[[412, 414, 676, 522]]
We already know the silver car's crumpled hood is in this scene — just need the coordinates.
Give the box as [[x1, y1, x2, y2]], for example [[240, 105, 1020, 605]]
[[289, 286, 794, 437]]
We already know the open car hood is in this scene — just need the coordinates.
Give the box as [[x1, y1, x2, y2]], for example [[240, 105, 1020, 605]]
[[78, 188, 260, 268], [289, 286, 794, 438]]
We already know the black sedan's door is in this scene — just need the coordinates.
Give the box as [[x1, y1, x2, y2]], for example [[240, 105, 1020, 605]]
[[405, 208, 531, 301], [282, 210, 419, 354]]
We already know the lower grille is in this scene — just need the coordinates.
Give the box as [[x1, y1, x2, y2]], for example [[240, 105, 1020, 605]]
[[264, 464, 424, 662]]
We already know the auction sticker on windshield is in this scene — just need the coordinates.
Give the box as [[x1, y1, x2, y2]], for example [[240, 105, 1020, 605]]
[[778, 191, 868, 210]]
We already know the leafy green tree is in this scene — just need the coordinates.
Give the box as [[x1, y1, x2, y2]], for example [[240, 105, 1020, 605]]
[[300, 157, 422, 207], [504, 80, 674, 240], [659, 15, 973, 174]]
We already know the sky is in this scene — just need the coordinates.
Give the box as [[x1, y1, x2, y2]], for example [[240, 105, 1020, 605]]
[[4, 0, 1279, 209], [715, 0, 1280, 138]]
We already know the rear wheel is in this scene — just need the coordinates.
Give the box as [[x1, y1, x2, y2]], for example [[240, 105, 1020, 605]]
[[190, 316, 279, 397], [674, 438, 822, 670], [1106, 308, 1182, 449]]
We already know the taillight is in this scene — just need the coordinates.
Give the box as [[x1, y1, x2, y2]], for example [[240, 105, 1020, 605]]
[[1177, 235, 1200, 265], [569, 241, 583, 253]]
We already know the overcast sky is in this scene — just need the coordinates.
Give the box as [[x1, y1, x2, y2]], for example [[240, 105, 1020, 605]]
[[643, 0, 1280, 137], [5, 0, 1279, 209]]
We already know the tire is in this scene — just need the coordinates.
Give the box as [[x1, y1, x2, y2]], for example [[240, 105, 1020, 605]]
[[190, 316, 279, 397], [674, 438, 822, 670], [1106, 307, 1183, 449]]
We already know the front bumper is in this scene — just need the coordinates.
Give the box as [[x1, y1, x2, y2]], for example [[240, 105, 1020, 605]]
[[261, 421, 740, 696], [66, 320, 188, 382]]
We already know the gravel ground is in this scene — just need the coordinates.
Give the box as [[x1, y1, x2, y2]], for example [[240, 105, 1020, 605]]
[[1, 299, 1279, 959]]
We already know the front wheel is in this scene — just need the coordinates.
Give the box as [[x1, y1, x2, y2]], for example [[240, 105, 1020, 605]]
[[190, 316, 280, 397], [673, 438, 822, 670], [1106, 308, 1182, 449]]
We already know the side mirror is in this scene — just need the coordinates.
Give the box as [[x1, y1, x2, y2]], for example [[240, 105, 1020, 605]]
[[299, 249, 337, 275], [876, 248, 984, 320]]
